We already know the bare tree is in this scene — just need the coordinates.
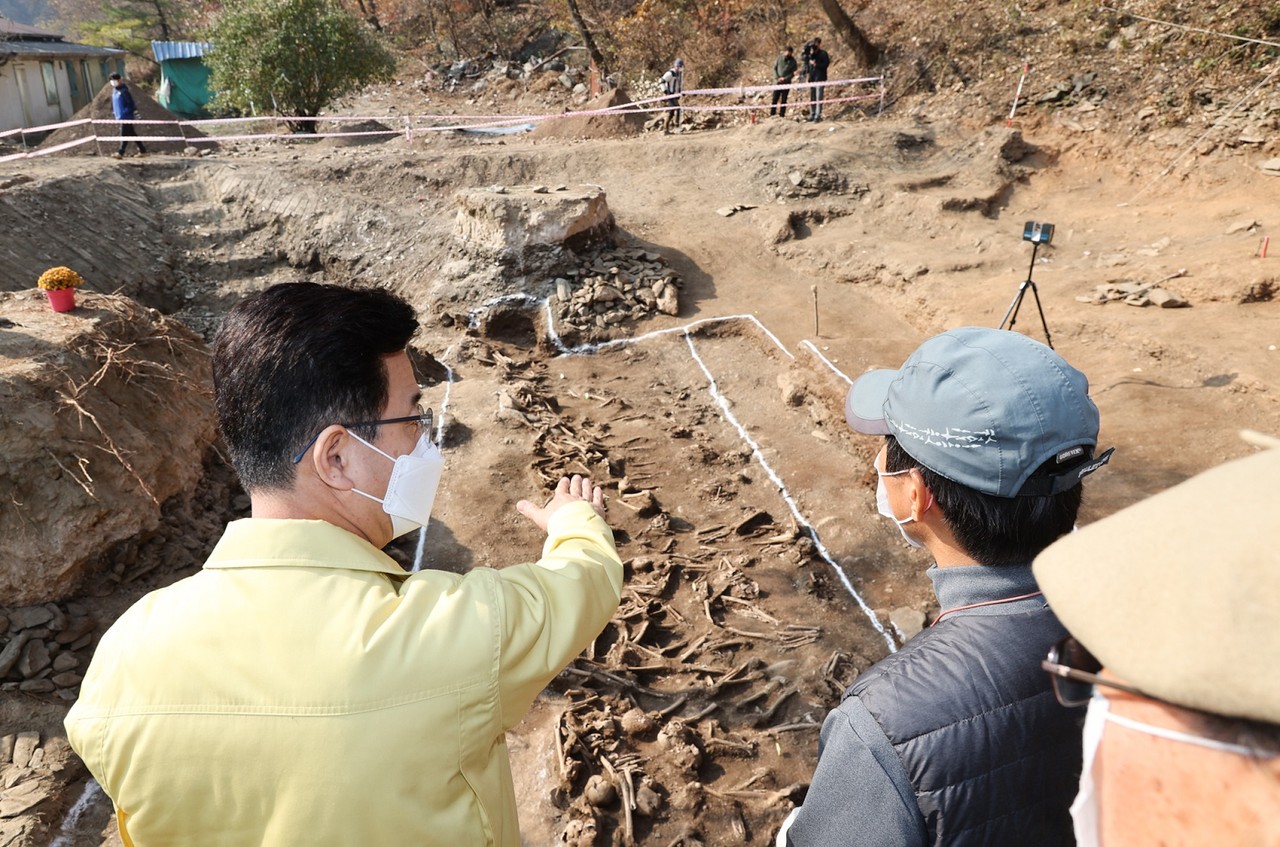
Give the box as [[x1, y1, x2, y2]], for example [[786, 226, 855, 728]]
[[816, 0, 878, 69], [564, 0, 609, 78], [349, 0, 382, 31]]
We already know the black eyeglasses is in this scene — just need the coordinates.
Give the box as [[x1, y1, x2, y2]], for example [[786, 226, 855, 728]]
[[291, 408, 434, 464], [1042, 635, 1154, 708]]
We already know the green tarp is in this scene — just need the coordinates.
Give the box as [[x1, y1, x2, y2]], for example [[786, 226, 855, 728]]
[[151, 41, 212, 118]]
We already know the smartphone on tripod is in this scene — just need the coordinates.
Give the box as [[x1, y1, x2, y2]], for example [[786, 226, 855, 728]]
[[999, 221, 1055, 348]]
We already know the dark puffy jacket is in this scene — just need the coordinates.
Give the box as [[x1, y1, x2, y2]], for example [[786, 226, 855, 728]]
[[112, 85, 137, 120], [849, 609, 1083, 847], [808, 48, 830, 82]]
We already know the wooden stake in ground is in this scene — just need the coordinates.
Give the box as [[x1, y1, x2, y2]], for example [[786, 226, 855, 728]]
[[811, 285, 820, 337]]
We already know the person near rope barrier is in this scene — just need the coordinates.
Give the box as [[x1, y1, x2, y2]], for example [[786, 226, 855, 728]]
[[109, 73, 146, 158], [771, 46, 799, 117], [803, 38, 830, 122], [780, 327, 1114, 847], [661, 57, 685, 133]]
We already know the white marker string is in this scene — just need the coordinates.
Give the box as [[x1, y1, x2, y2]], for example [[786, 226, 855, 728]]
[[464, 293, 891, 648], [49, 779, 104, 847], [468, 292, 544, 328], [800, 340, 855, 387], [412, 344, 458, 573], [683, 331, 896, 653], [542, 298, 793, 361]]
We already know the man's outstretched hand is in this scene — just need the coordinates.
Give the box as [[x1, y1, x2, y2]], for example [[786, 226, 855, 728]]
[[516, 475, 606, 532]]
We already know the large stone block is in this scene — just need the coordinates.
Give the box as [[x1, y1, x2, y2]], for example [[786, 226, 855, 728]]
[[453, 184, 615, 259]]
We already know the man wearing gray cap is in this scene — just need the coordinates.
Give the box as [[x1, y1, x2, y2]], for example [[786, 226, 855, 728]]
[[782, 327, 1113, 847], [1036, 437, 1280, 847]]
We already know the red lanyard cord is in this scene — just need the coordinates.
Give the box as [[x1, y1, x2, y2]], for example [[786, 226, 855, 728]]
[[930, 591, 1044, 627]]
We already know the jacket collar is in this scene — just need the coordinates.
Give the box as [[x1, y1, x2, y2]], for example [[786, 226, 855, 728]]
[[204, 518, 406, 575], [927, 563, 1039, 612]]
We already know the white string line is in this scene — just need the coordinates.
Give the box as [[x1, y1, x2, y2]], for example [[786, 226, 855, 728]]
[[1098, 5, 1280, 50], [800, 340, 855, 387], [455, 292, 893, 650], [49, 779, 104, 847], [467, 292, 544, 328], [412, 344, 458, 573], [682, 331, 896, 653], [544, 303, 794, 361]]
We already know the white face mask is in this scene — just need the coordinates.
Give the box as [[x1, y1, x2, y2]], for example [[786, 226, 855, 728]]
[[876, 469, 923, 549], [1070, 693, 1108, 847], [348, 431, 443, 540]]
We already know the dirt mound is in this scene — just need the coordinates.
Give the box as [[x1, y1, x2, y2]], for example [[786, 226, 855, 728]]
[[530, 87, 647, 141], [317, 118, 398, 147], [0, 290, 217, 605], [37, 84, 217, 155]]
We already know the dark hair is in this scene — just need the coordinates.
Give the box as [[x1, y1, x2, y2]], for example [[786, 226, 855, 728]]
[[885, 435, 1083, 565], [109, 73, 122, 81], [212, 282, 418, 491]]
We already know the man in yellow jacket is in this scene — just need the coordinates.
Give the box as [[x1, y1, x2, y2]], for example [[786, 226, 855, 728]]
[[66, 281, 623, 846]]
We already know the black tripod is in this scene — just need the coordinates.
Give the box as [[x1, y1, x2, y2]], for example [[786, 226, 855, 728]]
[[998, 240, 1054, 349]]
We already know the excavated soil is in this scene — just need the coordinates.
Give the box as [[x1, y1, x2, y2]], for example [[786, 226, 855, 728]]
[[3, 52, 1280, 847]]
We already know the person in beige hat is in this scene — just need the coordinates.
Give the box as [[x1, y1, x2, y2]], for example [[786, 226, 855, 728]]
[[1035, 437, 1280, 847]]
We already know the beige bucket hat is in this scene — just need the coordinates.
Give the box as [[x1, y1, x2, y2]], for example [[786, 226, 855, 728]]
[[1034, 436, 1280, 725]]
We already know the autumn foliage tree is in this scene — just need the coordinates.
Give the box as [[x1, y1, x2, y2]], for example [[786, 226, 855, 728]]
[[205, 0, 396, 130]]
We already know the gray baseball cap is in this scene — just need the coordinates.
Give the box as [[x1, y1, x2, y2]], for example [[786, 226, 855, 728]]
[[845, 327, 1111, 498]]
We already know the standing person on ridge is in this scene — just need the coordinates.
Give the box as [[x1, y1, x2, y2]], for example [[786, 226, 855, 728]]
[[771, 46, 799, 118], [108, 73, 146, 158], [661, 58, 685, 133], [804, 38, 830, 122], [780, 327, 1114, 847]]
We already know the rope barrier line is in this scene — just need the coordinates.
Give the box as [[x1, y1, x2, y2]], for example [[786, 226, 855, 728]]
[[0, 75, 885, 162], [0, 117, 92, 139]]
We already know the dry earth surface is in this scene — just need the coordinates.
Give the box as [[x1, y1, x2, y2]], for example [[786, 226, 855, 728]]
[[2, 31, 1280, 846]]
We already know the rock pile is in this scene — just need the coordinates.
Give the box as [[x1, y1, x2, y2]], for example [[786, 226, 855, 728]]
[[1077, 279, 1190, 308], [552, 247, 683, 338], [0, 727, 87, 838], [0, 602, 95, 700]]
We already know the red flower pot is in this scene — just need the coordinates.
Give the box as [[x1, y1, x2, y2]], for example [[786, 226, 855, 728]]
[[46, 288, 77, 312]]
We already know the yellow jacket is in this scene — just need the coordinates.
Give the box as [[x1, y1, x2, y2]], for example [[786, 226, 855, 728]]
[[66, 503, 622, 846]]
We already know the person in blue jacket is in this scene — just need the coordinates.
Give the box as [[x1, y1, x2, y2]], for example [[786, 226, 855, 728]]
[[109, 73, 146, 158]]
